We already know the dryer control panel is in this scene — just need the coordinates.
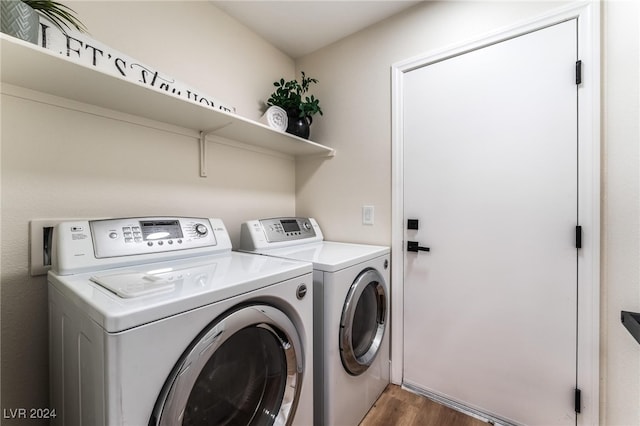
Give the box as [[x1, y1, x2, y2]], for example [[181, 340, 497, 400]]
[[260, 217, 316, 242], [240, 217, 324, 250]]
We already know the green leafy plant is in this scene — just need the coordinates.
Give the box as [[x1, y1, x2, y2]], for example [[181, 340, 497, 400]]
[[24, 0, 87, 33], [267, 71, 323, 118]]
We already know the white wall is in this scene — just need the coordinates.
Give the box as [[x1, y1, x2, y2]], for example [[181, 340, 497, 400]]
[[296, 1, 639, 424], [1, 0, 297, 418], [601, 1, 640, 424]]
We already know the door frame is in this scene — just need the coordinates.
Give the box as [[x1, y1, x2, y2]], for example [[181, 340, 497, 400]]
[[390, 2, 600, 424]]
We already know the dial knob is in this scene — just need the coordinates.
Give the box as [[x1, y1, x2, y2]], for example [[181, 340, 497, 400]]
[[194, 224, 208, 236], [302, 221, 312, 230]]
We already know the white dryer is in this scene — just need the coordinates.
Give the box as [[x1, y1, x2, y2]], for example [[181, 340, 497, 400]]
[[48, 216, 313, 426], [240, 217, 390, 426]]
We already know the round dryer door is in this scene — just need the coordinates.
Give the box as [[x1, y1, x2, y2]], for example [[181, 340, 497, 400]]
[[151, 304, 304, 426], [339, 268, 388, 376]]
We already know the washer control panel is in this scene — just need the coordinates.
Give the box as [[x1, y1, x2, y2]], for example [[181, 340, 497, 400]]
[[90, 217, 217, 258], [53, 217, 232, 275]]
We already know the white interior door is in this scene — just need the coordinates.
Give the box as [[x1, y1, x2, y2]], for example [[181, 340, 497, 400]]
[[402, 20, 579, 425]]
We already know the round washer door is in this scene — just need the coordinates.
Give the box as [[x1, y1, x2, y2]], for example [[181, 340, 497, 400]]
[[339, 268, 388, 376], [151, 304, 304, 426]]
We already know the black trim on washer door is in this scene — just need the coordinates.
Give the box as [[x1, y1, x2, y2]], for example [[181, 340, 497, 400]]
[[339, 268, 388, 376], [150, 304, 304, 426]]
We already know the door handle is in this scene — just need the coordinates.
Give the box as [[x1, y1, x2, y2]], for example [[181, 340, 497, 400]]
[[407, 241, 430, 252]]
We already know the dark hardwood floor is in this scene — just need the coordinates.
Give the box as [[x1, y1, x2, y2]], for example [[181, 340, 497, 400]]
[[360, 384, 487, 426]]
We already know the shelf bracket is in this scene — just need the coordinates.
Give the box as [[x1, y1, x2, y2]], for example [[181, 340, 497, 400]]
[[199, 123, 232, 178], [320, 148, 337, 158], [621, 311, 640, 345]]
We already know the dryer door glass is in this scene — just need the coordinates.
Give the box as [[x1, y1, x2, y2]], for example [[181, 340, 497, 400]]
[[339, 268, 387, 376], [152, 305, 304, 426]]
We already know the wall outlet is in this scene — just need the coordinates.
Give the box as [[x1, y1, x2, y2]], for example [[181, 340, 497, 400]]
[[29, 219, 69, 276], [362, 205, 375, 226]]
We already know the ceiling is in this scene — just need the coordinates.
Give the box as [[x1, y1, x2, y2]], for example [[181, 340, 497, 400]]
[[211, 1, 423, 58]]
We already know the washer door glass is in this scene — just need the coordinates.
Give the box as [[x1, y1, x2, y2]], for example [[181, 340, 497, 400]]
[[339, 268, 388, 376], [152, 304, 303, 426]]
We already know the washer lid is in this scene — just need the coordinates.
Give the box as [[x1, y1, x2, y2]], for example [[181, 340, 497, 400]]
[[48, 252, 312, 333], [248, 241, 389, 272], [90, 273, 175, 298]]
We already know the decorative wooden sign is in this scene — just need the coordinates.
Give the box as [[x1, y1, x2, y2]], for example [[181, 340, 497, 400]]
[[36, 17, 236, 114]]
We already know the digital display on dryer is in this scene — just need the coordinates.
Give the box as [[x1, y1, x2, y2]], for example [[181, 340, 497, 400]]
[[140, 220, 184, 240], [281, 219, 300, 233]]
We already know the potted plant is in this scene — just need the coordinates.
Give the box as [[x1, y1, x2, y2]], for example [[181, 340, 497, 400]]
[[1, 0, 86, 44], [267, 71, 323, 139]]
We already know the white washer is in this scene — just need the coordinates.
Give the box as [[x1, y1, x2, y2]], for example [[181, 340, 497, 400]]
[[48, 216, 314, 426], [240, 217, 390, 426]]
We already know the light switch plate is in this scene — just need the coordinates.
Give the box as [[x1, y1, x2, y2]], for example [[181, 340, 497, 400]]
[[362, 205, 375, 226]]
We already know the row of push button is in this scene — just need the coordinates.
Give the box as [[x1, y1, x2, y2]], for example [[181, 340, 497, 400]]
[[269, 224, 304, 236], [123, 226, 141, 243], [107, 226, 184, 246], [146, 240, 183, 247]]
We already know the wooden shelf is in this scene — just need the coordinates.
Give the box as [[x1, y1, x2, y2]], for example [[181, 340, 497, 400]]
[[0, 34, 335, 159]]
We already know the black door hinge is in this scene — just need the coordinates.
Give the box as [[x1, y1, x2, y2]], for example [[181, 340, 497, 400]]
[[576, 60, 582, 85], [574, 388, 582, 413], [576, 226, 582, 249]]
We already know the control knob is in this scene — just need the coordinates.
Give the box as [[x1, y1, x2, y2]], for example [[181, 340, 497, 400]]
[[194, 223, 208, 237], [302, 221, 312, 230]]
